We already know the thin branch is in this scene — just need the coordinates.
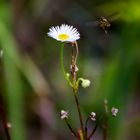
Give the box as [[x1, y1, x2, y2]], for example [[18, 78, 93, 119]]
[[0, 105, 11, 140], [102, 117, 108, 140], [87, 113, 104, 140], [71, 42, 84, 139], [103, 99, 109, 140], [64, 119, 78, 138], [73, 94, 84, 139], [74, 41, 79, 65], [3, 119, 11, 140], [85, 117, 90, 139], [87, 123, 98, 140]]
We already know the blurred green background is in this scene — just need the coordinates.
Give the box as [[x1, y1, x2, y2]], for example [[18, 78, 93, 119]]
[[0, 0, 140, 140]]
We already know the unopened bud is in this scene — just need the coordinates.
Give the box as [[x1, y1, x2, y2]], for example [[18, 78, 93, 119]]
[[111, 107, 118, 117], [81, 78, 91, 88], [0, 50, 3, 58], [7, 122, 12, 128], [75, 65, 79, 72], [60, 110, 69, 120], [104, 99, 108, 105], [90, 112, 96, 121], [70, 65, 79, 72], [66, 73, 70, 78]]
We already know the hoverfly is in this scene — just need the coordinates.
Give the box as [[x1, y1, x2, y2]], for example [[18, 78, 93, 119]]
[[86, 13, 120, 34]]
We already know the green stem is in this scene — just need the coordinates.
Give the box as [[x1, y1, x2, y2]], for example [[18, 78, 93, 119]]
[[60, 44, 72, 87], [60, 43, 84, 139]]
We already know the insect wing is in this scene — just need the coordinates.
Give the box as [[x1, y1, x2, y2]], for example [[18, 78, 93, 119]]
[[85, 21, 99, 26]]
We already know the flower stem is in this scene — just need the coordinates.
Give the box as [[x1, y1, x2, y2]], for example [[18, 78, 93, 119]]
[[60, 44, 72, 87], [73, 93, 85, 140], [103, 99, 109, 140], [87, 123, 98, 140], [74, 41, 79, 65], [85, 117, 90, 139], [102, 116, 108, 140], [64, 119, 78, 138], [0, 105, 11, 140], [88, 113, 105, 140]]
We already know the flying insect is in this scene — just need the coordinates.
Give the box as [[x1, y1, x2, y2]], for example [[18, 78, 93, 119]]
[[86, 14, 120, 34]]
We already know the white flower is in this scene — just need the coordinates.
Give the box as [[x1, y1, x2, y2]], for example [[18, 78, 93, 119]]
[[111, 107, 119, 117], [80, 78, 91, 88], [90, 112, 96, 121], [60, 110, 69, 120], [47, 24, 80, 42]]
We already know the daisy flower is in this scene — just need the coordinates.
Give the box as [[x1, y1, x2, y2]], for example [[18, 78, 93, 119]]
[[47, 24, 80, 42]]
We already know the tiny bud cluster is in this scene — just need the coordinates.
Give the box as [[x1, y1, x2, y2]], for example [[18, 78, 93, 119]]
[[60, 110, 69, 120], [111, 107, 119, 117], [80, 78, 91, 88], [90, 112, 96, 121]]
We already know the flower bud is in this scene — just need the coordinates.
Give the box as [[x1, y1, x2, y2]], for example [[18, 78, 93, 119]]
[[60, 110, 69, 120], [70, 65, 79, 72], [111, 107, 118, 117], [0, 50, 3, 58], [81, 78, 91, 88], [104, 99, 108, 105], [75, 65, 79, 72], [66, 73, 70, 78], [7, 122, 12, 128], [90, 112, 96, 121]]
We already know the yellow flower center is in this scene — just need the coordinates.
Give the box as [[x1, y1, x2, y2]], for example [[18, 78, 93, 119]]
[[58, 34, 69, 41]]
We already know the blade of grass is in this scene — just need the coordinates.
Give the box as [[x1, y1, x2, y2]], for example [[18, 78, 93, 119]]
[[0, 21, 26, 140]]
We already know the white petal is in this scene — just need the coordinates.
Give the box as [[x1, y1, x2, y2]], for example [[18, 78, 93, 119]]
[[47, 24, 80, 42]]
